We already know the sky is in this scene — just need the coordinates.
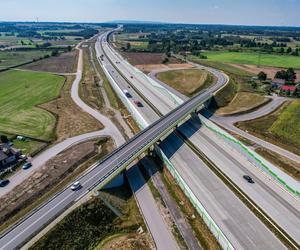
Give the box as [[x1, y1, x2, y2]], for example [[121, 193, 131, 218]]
[[0, 0, 300, 26]]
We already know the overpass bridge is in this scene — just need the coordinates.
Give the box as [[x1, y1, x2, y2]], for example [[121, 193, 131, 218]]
[[0, 72, 215, 250]]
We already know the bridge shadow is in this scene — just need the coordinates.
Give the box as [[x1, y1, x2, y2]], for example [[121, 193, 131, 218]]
[[158, 113, 204, 159], [199, 107, 216, 119]]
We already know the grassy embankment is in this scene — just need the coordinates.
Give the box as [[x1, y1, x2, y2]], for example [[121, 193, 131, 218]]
[[236, 100, 300, 156], [188, 56, 270, 115], [0, 70, 64, 141], [30, 181, 151, 250], [216, 92, 271, 116], [156, 68, 215, 97], [202, 51, 300, 69], [79, 42, 104, 110]]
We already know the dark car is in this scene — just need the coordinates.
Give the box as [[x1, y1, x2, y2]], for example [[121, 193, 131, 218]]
[[0, 179, 10, 187], [22, 162, 32, 170], [134, 100, 143, 107], [243, 175, 254, 183]]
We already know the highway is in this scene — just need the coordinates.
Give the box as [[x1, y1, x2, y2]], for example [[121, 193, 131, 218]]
[[150, 63, 300, 242], [99, 32, 287, 249], [0, 34, 221, 250], [0, 41, 125, 198], [146, 51, 300, 244], [184, 59, 300, 164]]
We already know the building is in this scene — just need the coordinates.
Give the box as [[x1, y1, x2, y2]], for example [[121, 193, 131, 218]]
[[0, 144, 21, 171], [280, 85, 297, 95], [272, 78, 286, 89]]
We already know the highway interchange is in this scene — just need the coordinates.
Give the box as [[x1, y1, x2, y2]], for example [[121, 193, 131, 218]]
[[0, 29, 299, 249], [101, 30, 300, 248]]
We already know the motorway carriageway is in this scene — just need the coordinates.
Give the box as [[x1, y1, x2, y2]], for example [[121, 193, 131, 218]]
[[102, 33, 300, 247], [0, 32, 225, 250], [98, 32, 287, 249]]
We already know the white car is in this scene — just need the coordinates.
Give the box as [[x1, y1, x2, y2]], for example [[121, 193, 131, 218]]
[[71, 181, 82, 191]]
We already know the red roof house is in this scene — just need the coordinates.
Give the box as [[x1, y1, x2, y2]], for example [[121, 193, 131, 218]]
[[280, 85, 297, 95]]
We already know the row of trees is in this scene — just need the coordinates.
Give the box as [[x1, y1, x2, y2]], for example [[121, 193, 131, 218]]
[[275, 68, 297, 82], [257, 68, 297, 83]]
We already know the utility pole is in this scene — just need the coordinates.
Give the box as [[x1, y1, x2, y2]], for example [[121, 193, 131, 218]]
[[257, 50, 261, 68]]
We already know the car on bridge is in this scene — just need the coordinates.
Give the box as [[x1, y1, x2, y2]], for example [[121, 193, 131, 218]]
[[71, 181, 82, 191]]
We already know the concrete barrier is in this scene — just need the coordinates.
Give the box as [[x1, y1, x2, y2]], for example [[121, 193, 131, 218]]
[[199, 114, 300, 198], [154, 145, 234, 250]]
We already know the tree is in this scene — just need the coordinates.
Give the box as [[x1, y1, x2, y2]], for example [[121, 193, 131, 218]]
[[286, 68, 296, 82], [287, 47, 292, 53], [0, 135, 9, 143], [275, 70, 287, 80], [51, 50, 59, 57], [258, 71, 267, 81], [126, 42, 131, 51], [67, 45, 72, 52]]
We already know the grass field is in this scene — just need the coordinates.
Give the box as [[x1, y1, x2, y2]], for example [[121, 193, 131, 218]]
[[188, 56, 254, 77], [216, 92, 271, 116], [31, 183, 150, 250], [269, 101, 300, 149], [0, 70, 64, 140], [202, 51, 300, 69], [236, 101, 300, 155], [0, 50, 50, 68], [157, 68, 215, 96], [22, 50, 78, 73]]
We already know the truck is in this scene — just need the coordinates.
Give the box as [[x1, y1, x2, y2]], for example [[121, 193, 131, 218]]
[[123, 89, 132, 98]]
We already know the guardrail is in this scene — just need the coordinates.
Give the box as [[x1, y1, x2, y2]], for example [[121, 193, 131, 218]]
[[104, 31, 235, 250], [199, 115, 300, 198], [154, 145, 234, 250]]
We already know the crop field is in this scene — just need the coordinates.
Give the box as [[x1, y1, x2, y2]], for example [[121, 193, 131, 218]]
[[157, 68, 215, 96], [236, 101, 300, 155], [202, 51, 300, 69], [269, 101, 300, 149], [0, 70, 64, 140], [22, 50, 78, 73], [0, 50, 50, 68]]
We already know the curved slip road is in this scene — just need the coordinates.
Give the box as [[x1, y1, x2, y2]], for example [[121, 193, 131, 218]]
[[0, 41, 125, 198], [100, 32, 287, 249], [141, 54, 300, 245], [0, 34, 181, 250], [150, 65, 300, 163]]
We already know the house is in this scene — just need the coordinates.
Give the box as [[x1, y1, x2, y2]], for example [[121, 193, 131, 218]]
[[0, 144, 21, 171], [272, 78, 286, 89], [280, 85, 297, 96]]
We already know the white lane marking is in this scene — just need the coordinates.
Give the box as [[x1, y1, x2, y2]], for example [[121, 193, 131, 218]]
[[0, 192, 73, 250]]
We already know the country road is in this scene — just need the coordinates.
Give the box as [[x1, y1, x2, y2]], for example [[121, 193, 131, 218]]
[[149, 66, 300, 163], [0, 40, 124, 198]]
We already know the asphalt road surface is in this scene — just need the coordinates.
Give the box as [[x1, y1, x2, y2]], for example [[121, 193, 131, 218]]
[[0, 31, 220, 249], [148, 57, 300, 244], [99, 32, 286, 249]]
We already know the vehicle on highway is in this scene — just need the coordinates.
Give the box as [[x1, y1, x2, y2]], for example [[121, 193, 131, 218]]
[[243, 175, 254, 183], [71, 181, 82, 191], [0, 179, 10, 187], [22, 162, 32, 170], [123, 89, 132, 98], [130, 76, 133, 79], [134, 100, 143, 107]]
